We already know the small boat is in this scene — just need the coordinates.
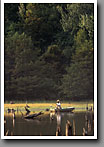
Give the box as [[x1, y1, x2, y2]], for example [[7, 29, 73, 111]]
[[50, 107, 75, 113]]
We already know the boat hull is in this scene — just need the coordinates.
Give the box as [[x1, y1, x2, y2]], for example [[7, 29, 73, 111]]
[[50, 107, 75, 113]]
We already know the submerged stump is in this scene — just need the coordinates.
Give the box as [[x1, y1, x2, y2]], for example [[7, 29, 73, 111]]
[[66, 120, 72, 136]]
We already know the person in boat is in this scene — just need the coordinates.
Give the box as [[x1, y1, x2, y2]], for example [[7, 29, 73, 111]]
[[56, 100, 62, 110]]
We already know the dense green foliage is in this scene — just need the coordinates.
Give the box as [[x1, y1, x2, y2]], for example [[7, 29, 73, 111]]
[[4, 3, 94, 101]]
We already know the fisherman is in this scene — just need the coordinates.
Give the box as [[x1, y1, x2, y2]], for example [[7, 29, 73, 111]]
[[56, 100, 62, 110]]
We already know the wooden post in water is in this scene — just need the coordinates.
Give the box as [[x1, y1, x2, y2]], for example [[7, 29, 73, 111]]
[[5, 130, 9, 136], [56, 126, 62, 136], [73, 120, 75, 136], [82, 127, 88, 136], [65, 120, 72, 136]]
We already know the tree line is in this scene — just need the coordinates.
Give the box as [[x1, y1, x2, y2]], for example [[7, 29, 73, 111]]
[[4, 3, 94, 101]]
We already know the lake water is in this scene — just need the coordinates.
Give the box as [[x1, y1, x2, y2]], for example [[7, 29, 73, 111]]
[[4, 111, 94, 136]]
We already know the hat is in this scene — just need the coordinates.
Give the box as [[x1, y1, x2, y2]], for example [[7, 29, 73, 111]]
[[57, 100, 60, 102]]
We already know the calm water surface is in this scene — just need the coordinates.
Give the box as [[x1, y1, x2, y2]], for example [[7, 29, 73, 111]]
[[4, 111, 94, 136]]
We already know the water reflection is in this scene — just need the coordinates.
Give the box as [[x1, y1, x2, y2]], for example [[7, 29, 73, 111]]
[[83, 112, 94, 136], [56, 113, 62, 136], [50, 111, 94, 136], [50, 112, 54, 121], [4, 111, 94, 136], [54, 112, 73, 136], [13, 118, 15, 128], [56, 113, 61, 126]]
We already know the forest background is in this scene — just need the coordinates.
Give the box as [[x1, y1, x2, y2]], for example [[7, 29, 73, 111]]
[[4, 3, 94, 102]]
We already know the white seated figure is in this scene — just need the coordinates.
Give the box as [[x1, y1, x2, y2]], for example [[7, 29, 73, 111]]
[[56, 100, 61, 110]]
